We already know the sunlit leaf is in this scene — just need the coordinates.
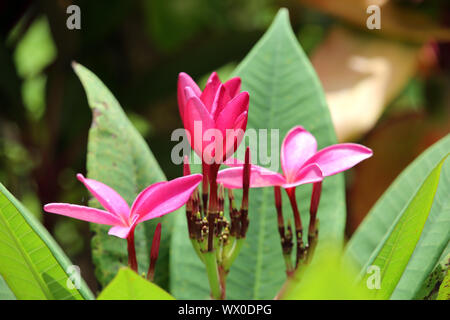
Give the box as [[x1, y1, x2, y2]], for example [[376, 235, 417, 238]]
[[361, 155, 448, 299], [97, 268, 175, 300], [0, 183, 93, 300], [346, 135, 450, 299]]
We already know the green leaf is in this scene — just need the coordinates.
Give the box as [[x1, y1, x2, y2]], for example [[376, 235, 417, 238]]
[[13, 17, 57, 78], [437, 269, 449, 300], [170, 8, 345, 299], [345, 135, 450, 299], [97, 268, 174, 300], [0, 183, 93, 300], [414, 252, 449, 300], [361, 155, 448, 299], [73, 63, 172, 289], [279, 245, 371, 299], [0, 275, 15, 300]]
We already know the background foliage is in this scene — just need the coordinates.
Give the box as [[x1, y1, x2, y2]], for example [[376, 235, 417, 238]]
[[0, 0, 449, 294]]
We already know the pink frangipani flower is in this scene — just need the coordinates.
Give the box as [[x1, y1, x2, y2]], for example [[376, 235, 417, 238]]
[[177, 71, 249, 166], [44, 173, 203, 239], [217, 126, 373, 189], [217, 125, 372, 268]]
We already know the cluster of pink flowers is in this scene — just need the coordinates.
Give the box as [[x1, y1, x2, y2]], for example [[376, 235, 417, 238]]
[[43, 70, 372, 279], [216, 125, 372, 269]]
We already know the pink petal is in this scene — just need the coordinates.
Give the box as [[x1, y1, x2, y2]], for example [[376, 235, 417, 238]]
[[200, 72, 221, 110], [184, 88, 216, 159], [281, 164, 323, 188], [233, 110, 248, 133], [222, 111, 248, 161], [44, 203, 123, 226], [304, 143, 373, 177], [281, 126, 317, 183], [131, 174, 202, 223], [184, 87, 215, 128], [210, 84, 231, 119], [177, 72, 201, 119], [217, 165, 286, 189], [216, 91, 249, 134], [108, 216, 138, 239], [77, 174, 129, 222], [224, 77, 241, 98]]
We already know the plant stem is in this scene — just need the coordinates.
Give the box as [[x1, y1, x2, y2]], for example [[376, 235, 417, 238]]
[[147, 223, 162, 281], [127, 227, 138, 272], [283, 254, 294, 277], [207, 164, 219, 252], [306, 181, 322, 263], [203, 251, 222, 299], [309, 182, 322, 233], [286, 188, 305, 268], [218, 266, 227, 300], [202, 163, 209, 215]]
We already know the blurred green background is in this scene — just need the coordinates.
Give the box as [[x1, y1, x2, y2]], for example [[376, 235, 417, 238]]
[[0, 0, 449, 291]]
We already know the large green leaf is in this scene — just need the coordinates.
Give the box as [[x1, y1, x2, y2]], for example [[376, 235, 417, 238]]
[[97, 268, 174, 300], [170, 8, 345, 299], [73, 63, 173, 289], [362, 156, 448, 299], [0, 183, 93, 300], [345, 135, 450, 299]]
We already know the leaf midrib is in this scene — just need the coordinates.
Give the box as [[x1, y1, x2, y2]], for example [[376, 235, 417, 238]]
[[246, 18, 284, 300]]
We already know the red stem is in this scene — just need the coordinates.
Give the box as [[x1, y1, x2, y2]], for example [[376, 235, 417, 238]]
[[309, 181, 322, 235], [241, 147, 251, 210], [207, 164, 219, 252], [218, 266, 227, 300], [286, 188, 302, 232], [274, 186, 285, 237], [202, 163, 209, 214], [147, 223, 162, 281], [286, 187, 304, 267]]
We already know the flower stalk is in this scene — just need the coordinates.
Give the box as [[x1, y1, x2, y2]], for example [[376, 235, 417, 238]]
[[126, 227, 138, 272], [203, 251, 222, 299], [286, 187, 306, 268], [147, 223, 162, 281], [307, 181, 322, 262], [274, 186, 294, 275]]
